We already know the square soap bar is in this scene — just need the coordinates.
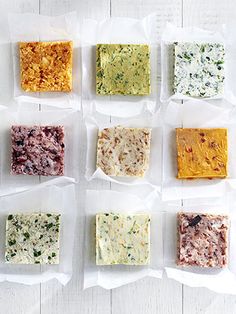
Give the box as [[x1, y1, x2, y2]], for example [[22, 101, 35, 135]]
[[96, 213, 150, 265], [174, 42, 225, 97], [5, 213, 61, 264], [177, 212, 229, 267], [96, 127, 151, 177], [19, 41, 73, 92], [176, 128, 228, 179], [11, 125, 65, 176], [96, 44, 151, 95]]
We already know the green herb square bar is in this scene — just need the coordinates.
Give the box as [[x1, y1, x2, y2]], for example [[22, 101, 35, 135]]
[[174, 42, 225, 97], [96, 213, 150, 265], [96, 44, 151, 95], [5, 213, 61, 264]]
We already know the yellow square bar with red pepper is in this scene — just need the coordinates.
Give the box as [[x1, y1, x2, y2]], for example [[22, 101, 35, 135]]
[[176, 128, 228, 179]]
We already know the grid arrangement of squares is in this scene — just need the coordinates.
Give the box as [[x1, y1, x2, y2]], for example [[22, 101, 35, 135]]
[[4, 17, 236, 289], [19, 41, 73, 92], [5, 213, 61, 264], [96, 126, 152, 177], [96, 44, 151, 95], [11, 125, 65, 176], [96, 213, 150, 265], [177, 212, 229, 268], [174, 42, 225, 97], [176, 128, 228, 179]]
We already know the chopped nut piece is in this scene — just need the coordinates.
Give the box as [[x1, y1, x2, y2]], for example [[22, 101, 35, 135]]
[[177, 212, 229, 267], [19, 41, 73, 92], [176, 128, 228, 179]]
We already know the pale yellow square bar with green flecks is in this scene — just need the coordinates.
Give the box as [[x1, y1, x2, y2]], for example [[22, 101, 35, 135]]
[[96, 44, 151, 96], [96, 213, 150, 265]]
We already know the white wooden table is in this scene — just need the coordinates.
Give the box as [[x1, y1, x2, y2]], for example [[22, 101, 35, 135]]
[[1, 0, 236, 313]]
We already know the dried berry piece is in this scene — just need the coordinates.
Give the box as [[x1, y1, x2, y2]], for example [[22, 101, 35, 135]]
[[189, 215, 202, 227]]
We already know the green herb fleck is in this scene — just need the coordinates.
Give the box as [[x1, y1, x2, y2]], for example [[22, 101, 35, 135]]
[[46, 223, 53, 230], [23, 232, 30, 239], [8, 240, 16, 246], [33, 249, 42, 257]]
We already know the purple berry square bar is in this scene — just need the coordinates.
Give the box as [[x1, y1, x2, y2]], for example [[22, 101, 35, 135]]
[[11, 126, 65, 176], [177, 212, 229, 268]]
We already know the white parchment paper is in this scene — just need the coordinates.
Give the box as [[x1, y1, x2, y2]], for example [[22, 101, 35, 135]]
[[0, 105, 79, 195], [84, 189, 163, 289], [162, 99, 236, 201], [160, 23, 235, 103], [0, 177, 77, 285], [84, 104, 162, 189], [81, 14, 159, 116], [164, 195, 236, 294], [8, 12, 80, 109]]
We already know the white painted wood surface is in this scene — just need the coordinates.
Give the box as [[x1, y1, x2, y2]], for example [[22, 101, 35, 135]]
[[0, 0, 236, 313]]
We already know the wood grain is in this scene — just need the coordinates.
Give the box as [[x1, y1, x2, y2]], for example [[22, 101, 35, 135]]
[[39, 2, 111, 314], [1, 0, 236, 314], [0, 0, 40, 106], [112, 277, 182, 314], [183, 286, 236, 314], [110, 2, 182, 314], [182, 1, 236, 313], [183, 0, 236, 30], [0, 1, 41, 313]]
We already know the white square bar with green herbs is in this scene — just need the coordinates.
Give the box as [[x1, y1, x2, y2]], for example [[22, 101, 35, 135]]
[[174, 42, 225, 97], [5, 213, 61, 264]]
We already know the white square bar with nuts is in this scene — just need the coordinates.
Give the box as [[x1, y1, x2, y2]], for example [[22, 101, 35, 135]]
[[96, 126, 151, 177]]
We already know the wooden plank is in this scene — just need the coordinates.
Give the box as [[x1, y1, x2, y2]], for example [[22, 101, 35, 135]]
[[0, 0, 40, 106], [0, 282, 40, 314], [0, 1, 41, 313], [112, 277, 182, 314], [111, 0, 182, 27], [39, 0, 111, 19], [183, 287, 236, 314], [183, 0, 236, 30], [110, 1, 183, 314], [39, 1, 111, 314], [3, 1, 236, 314], [40, 279, 111, 314], [182, 1, 236, 313]]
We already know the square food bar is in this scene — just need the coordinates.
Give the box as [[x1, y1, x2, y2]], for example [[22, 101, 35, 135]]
[[96, 213, 150, 265], [5, 213, 61, 264], [176, 128, 228, 179], [11, 125, 65, 176], [177, 212, 229, 267], [96, 44, 151, 95], [19, 41, 73, 92], [96, 127, 151, 177], [174, 42, 225, 97]]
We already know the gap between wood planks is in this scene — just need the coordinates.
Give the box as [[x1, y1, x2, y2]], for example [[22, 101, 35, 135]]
[[181, 0, 184, 313]]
